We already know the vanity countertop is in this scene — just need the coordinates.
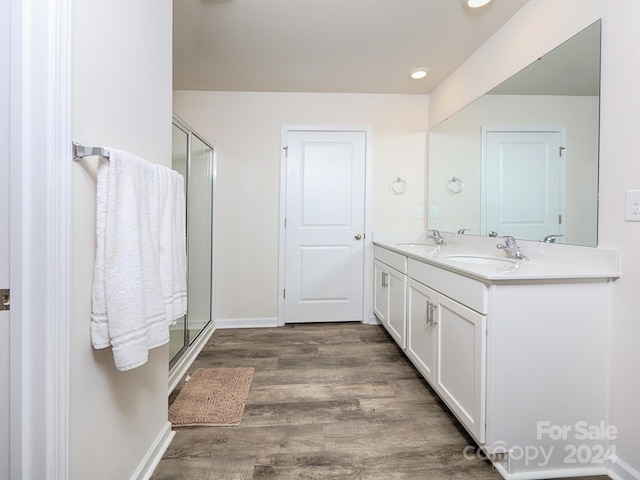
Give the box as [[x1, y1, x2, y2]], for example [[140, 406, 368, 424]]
[[374, 239, 621, 282]]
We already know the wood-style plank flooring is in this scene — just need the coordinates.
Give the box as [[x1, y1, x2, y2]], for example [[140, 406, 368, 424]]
[[152, 323, 610, 480]]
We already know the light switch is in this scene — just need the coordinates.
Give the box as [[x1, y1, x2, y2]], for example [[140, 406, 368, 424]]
[[414, 206, 423, 219]]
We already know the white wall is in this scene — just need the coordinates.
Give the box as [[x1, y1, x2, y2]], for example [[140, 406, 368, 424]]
[[71, 1, 173, 478], [173, 92, 428, 322], [430, 0, 640, 476]]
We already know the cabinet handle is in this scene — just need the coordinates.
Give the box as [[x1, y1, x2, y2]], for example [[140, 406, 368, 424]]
[[429, 303, 438, 327], [381, 272, 389, 288], [426, 301, 432, 326], [425, 301, 438, 327]]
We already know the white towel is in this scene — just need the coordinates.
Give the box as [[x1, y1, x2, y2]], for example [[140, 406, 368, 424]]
[[157, 165, 188, 324], [91, 148, 187, 371]]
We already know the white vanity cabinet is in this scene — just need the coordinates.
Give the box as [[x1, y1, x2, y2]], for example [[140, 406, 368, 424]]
[[407, 262, 487, 443], [372, 241, 617, 479], [373, 246, 407, 349]]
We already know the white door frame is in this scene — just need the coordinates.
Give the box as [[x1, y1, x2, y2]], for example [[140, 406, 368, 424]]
[[278, 125, 373, 327], [8, 0, 71, 478]]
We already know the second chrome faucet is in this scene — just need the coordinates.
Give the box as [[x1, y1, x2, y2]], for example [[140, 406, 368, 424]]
[[427, 229, 446, 247], [496, 236, 528, 260]]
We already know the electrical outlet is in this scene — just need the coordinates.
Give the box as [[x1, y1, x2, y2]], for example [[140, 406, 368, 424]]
[[413, 206, 423, 219], [625, 189, 640, 221]]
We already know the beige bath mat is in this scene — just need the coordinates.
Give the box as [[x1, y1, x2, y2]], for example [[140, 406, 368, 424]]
[[169, 367, 254, 427]]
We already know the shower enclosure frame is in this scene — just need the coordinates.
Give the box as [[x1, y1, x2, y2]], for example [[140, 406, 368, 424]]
[[169, 114, 217, 392]]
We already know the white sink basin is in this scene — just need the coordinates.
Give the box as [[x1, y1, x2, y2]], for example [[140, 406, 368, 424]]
[[395, 243, 429, 247], [444, 255, 516, 266]]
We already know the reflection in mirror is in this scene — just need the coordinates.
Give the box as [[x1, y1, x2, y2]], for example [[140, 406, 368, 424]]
[[428, 20, 601, 247]]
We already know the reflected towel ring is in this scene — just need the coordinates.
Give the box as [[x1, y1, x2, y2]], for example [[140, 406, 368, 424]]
[[446, 176, 464, 194], [389, 177, 407, 195]]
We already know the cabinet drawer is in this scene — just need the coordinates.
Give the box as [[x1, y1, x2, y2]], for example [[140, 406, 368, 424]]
[[374, 246, 407, 274], [408, 259, 488, 314]]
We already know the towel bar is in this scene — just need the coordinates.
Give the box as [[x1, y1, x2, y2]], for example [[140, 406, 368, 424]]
[[72, 141, 110, 161]]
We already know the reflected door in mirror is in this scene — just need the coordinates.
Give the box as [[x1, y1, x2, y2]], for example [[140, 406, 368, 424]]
[[483, 128, 564, 241]]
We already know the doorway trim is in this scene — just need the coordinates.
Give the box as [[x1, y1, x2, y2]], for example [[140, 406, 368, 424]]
[[278, 125, 373, 327], [9, 0, 72, 478]]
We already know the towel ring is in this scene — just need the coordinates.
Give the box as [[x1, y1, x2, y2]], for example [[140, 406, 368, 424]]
[[389, 177, 407, 195], [446, 177, 464, 194]]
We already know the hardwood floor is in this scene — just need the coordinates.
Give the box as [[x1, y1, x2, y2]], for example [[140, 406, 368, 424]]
[[152, 323, 610, 480]]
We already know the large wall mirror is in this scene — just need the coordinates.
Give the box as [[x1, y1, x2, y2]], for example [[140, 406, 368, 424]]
[[428, 20, 601, 247]]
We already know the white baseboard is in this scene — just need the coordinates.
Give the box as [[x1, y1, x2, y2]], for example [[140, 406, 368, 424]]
[[216, 317, 279, 329], [130, 421, 175, 480], [169, 320, 216, 393], [494, 463, 606, 480], [610, 454, 640, 480]]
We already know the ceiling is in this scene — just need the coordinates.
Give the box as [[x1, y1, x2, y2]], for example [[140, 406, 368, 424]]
[[173, 0, 531, 94]]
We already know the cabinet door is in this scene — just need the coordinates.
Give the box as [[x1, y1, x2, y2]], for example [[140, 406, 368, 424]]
[[406, 279, 437, 384], [436, 295, 486, 443], [373, 260, 389, 326], [386, 267, 407, 349]]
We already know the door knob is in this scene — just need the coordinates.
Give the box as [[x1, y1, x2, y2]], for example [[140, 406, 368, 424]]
[[354, 233, 362, 240]]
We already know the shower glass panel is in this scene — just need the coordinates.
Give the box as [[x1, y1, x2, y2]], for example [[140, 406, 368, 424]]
[[170, 116, 215, 370], [187, 134, 214, 345], [170, 123, 189, 363]]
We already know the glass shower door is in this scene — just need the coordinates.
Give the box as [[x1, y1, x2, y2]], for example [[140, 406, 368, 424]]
[[170, 116, 215, 369], [170, 123, 189, 362], [186, 134, 213, 344]]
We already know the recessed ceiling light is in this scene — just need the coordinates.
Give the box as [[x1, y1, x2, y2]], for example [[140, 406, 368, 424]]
[[465, 0, 492, 8], [410, 68, 429, 80]]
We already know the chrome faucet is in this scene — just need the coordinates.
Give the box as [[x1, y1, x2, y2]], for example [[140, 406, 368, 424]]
[[457, 228, 470, 235], [427, 229, 446, 247], [542, 234, 563, 243], [496, 236, 528, 260]]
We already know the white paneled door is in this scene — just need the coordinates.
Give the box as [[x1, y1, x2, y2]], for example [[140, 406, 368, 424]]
[[284, 130, 366, 323], [0, 172, 8, 478], [0, 0, 10, 472], [0, 153, 8, 480], [483, 129, 565, 241]]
